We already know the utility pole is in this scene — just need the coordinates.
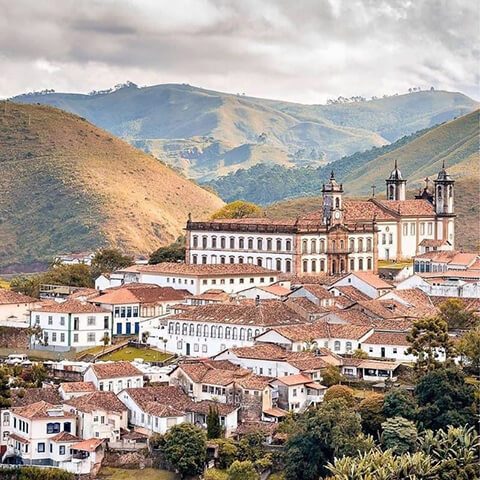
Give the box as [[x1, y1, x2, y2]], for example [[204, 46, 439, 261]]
[[371, 185, 376, 198]]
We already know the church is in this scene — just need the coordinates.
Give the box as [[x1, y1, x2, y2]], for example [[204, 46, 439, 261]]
[[185, 163, 455, 275]]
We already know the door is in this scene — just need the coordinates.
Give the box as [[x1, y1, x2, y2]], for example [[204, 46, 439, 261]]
[[134, 322, 140, 334], [186, 343, 191, 356], [116, 323, 122, 335], [126, 323, 131, 335], [381, 347, 386, 358]]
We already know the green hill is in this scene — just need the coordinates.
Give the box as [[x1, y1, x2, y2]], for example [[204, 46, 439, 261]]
[[205, 111, 479, 202], [12, 84, 477, 180], [0, 103, 223, 272]]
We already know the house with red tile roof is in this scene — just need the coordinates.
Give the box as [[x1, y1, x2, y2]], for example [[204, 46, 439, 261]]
[[329, 271, 394, 299], [83, 362, 144, 393], [30, 299, 112, 351], [0, 288, 41, 327]]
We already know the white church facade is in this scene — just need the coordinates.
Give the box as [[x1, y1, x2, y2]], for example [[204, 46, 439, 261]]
[[186, 163, 455, 275]]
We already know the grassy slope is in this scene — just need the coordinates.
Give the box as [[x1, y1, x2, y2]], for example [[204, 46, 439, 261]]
[[13, 85, 477, 179], [0, 103, 223, 270]]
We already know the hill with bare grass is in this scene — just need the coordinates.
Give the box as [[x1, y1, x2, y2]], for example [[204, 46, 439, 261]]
[[0, 103, 223, 271]]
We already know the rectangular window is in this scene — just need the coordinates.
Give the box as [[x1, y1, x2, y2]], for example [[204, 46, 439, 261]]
[[73, 333, 79, 343], [60, 317, 65, 326], [202, 344, 208, 353], [59, 445, 65, 455], [428, 222, 433, 235], [133, 306, 139, 317], [48, 316, 53, 325], [87, 333, 96, 342], [87, 316, 96, 326], [104, 316, 109, 329], [420, 223, 425, 235], [52, 332, 57, 342], [114, 307, 120, 317], [389, 233, 393, 244], [38, 442, 45, 453], [127, 307, 132, 317], [410, 223, 415, 235], [121, 307, 126, 318], [403, 224, 408, 236], [60, 333, 65, 343], [382, 234, 386, 245]]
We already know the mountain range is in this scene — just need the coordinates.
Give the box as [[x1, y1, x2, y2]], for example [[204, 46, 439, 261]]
[[0, 103, 223, 272], [12, 83, 478, 180]]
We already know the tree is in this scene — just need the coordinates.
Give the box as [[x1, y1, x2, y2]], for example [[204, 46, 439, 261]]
[[353, 348, 368, 359], [324, 385, 355, 406], [207, 404, 223, 439], [0, 367, 11, 408], [320, 365, 344, 387], [91, 248, 133, 277], [284, 399, 374, 480], [210, 201, 261, 220], [163, 423, 206, 478], [215, 438, 238, 469], [382, 388, 417, 421], [237, 431, 265, 462], [414, 366, 475, 430], [102, 332, 110, 353], [227, 460, 259, 480], [358, 393, 385, 436], [457, 327, 480, 373], [438, 298, 478, 330], [149, 236, 186, 264], [381, 416, 418, 454], [406, 316, 454, 371]]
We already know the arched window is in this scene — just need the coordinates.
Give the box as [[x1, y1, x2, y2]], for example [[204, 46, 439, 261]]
[[211, 236, 217, 248], [358, 238, 363, 252], [285, 260, 292, 273], [254, 329, 260, 337], [346, 341, 352, 352], [320, 239, 325, 253], [220, 256, 226, 264], [192, 255, 198, 264], [211, 254, 217, 264], [303, 260, 308, 273], [218, 326, 223, 339], [311, 240, 317, 253], [203, 325, 209, 337], [257, 238, 263, 250], [247, 329, 253, 341], [286, 240, 292, 251], [232, 328, 238, 340], [332, 240, 336, 251], [168, 323, 174, 334], [220, 237, 226, 248], [189, 324, 195, 336], [320, 259, 325, 271], [230, 237, 235, 249], [225, 327, 231, 339], [193, 236, 198, 248], [334, 341, 341, 351], [350, 258, 355, 271], [302, 240, 308, 253], [257, 258, 263, 267], [211, 325, 217, 338], [276, 259, 282, 271], [248, 238, 254, 249], [311, 260, 316, 272], [182, 324, 188, 335], [340, 259, 345, 272], [196, 324, 202, 336], [349, 239, 355, 251], [340, 240, 344, 250], [367, 258, 372, 270], [359, 258, 364, 270], [367, 238, 372, 251], [389, 185, 395, 199], [229, 256, 235, 264], [202, 236, 208, 248], [276, 239, 282, 251], [448, 185, 453, 198], [175, 323, 180, 335], [239, 237, 245, 249], [437, 186, 442, 198], [239, 256, 244, 264], [267, 238, 272, 250], [239, 328, 245, 340], [247, 256, 253, 264], [335, 197, 340, 208]]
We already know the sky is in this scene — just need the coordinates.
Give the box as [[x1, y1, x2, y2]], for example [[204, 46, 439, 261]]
[[0, 0, 478, 103]]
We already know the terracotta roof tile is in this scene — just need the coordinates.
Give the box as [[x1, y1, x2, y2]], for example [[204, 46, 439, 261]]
[[363, 331, 410, 346], [51, 432, 80, 443], [300, 284, 334, 300], [375, 199, 435, 217], [60, 382, 96, 393], [13, 401, 75, 420], [276, 374, 312, 386], [11, 387, 62, 407], [350, 272, 394, 290], [0, 289, 38, 305], [333, 286, 371, 303], [65, 391, 127, 413], [72, 438, 104, 452], [89, 362, 143, 380], [33, 299, 109, 314], [92, 285, 189, 305], [124, 386, 192, 417]]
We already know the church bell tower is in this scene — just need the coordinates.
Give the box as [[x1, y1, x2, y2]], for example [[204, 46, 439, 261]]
[[322, 171, 344, 226], [386, 160, 406, 201], [434, 161, 455, 245]]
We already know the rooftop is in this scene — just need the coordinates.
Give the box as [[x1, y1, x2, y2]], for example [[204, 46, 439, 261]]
[[92, 284, 189, 305], [13, 401, 75, 420], [363, 331, 410, 346], [60, 382, 96, 393], [0, 288, 38, 305], [88, 361, 143, 379], [33, 299, 109, 314], [66, 391, 127, 413]]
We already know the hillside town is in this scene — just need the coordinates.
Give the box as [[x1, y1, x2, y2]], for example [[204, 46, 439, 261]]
[[0, 163, 478, 479]]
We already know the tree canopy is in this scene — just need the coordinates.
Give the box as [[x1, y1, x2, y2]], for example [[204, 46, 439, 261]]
[[90, 248, 133, 276], [149, 236, 186, 264], [210, 201, 261, 220]]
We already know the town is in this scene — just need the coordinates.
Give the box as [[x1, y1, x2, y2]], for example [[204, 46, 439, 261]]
[[0, 164, 478, 479]]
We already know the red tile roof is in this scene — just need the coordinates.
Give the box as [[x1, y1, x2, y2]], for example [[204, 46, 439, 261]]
[[350, 272, 394, 290], [300, 284, 334, 300], [363, 331, 410, 346], [60, 382, 96, 393], [124, 386, 192, 417], [51, 432, 80, 443], [33, 299, 109, 314], [119, 263, 278, 277], [333, 286, 371, 303], [11, 387, 62, 407], [66, 391, 127, 413], [275, 374, 312, 386], [0, 289, 38, 305], [72, 438, 104, 452], [92, 285, 189, 305], [88, 362, 143, 379], [13, 401, 75, 420], [375, 199, 436, 217]]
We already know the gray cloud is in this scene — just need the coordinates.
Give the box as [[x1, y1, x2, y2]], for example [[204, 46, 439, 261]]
[[0, 0, 478, 102]]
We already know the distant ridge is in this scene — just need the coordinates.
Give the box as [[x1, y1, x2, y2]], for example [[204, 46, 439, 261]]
[[0, 103, 224, 271], [12, 83, 478, 180]]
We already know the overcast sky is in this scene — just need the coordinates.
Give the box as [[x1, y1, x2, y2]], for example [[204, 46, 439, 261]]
[[0, 0, 478, 103]]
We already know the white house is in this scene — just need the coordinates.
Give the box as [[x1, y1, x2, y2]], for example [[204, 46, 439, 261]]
[[236, 283, 291, 300], [83, 362, 144, 394], [118, 386, 239, 436], [397, 273, 480, 298], [288, 284, 335, 307], [329, 272, 394, 299], [63, 391, 128, 443], [90, 283, 189, 336], [146, 299, 313, 357], [59, 382, 96, 400], [360, 331, 416, 362], [30, 299, 112, 351], [103, 263, 279, 295], [413, 250, 478, 274], [54, 252, 95, 266], [0, 289, 40, 327]]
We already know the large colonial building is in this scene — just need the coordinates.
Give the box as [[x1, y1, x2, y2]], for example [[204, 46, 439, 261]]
[[186, 163, 455, 275]]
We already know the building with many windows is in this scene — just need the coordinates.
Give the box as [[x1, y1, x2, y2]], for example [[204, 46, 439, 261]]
[[186, 164, 455, 274]]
